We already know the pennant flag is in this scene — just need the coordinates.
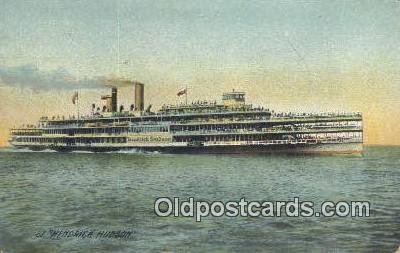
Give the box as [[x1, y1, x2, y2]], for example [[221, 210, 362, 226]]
[[177, 88, 187, 96], [72, 91, 79, 105]]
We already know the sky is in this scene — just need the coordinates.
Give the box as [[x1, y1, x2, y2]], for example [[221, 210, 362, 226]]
[[0, 0, 399, 145]]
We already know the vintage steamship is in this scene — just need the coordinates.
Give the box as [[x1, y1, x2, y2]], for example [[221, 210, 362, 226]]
[[9, 82, 363, 154]]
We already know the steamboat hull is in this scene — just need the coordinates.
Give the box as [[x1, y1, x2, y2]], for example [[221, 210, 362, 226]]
[[13, 142, 363, 155]]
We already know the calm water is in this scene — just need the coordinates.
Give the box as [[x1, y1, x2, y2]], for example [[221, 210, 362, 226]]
[[0, 146, 399, 253]]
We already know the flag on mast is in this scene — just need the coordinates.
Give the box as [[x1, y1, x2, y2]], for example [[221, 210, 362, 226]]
[[72, 91, 79, 105], [177, 88, 187, 96]]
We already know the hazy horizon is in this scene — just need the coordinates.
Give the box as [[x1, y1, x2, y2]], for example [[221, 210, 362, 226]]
[[1, 0, 399, 146]]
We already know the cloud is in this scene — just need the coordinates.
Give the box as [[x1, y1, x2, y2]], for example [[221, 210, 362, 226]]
[[0, 64, 106, 90]]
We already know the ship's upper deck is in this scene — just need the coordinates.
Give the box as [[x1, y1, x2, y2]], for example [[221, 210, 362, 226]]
[[11, 110, 361, 132], [36, 105, 271, 127], [10, 89, 362, 131]]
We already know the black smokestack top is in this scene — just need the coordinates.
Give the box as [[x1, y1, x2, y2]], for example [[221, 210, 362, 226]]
[[135, 82, 144, 111], [111, 87, 117, 113]]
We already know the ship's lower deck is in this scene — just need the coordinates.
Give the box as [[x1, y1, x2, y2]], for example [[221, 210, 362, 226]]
[[13, 141, 363, 155]]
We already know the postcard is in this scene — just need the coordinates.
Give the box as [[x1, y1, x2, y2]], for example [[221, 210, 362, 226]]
[[0, 1, 399, 252]]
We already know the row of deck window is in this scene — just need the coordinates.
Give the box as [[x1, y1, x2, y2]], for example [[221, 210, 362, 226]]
[[16, 137, 126, 144], [42, 125, 169, 135], [174, 132, 362, 142], [171, 121, 362, 132]]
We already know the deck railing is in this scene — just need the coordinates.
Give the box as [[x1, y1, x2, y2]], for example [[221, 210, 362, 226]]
[[173, 126, 362, 136]]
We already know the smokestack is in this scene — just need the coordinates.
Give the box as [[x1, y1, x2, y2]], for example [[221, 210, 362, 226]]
[[134, 82, 144, 111], [111, 87, 117, 112]]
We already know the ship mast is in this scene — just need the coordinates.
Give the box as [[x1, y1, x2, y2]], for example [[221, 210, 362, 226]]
[[77, 90, 80, 119], [185, 84, 188, 105], [116, 5, 120, 76]]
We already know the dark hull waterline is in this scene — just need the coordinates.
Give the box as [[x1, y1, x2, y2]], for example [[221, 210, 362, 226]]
[[15, 142, 363, 155]]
